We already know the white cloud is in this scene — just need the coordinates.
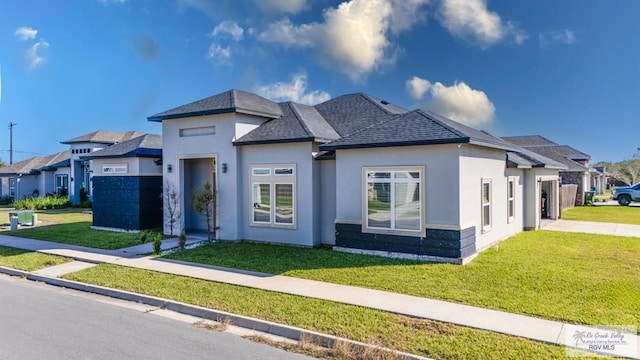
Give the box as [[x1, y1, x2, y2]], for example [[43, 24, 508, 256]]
[[254, 72, 330, 105], [14, 27, 38, 41], [539, 29, 575, 48], [259, 0, 429, 81], [211, 20, 244, 41], [437, 0, 526, 48], [407, 76, 495, 126], [254, 0, 307, 15], [25, 39, 49, 70], [406, 76, 432, 100], [206, 43, 232, 64]]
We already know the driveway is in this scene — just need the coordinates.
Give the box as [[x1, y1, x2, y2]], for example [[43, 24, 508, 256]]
[[541, 219, 640, 237]]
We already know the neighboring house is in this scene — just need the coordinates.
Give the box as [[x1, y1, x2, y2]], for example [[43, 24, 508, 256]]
[[149, 90, 567, 264], [502, 135, 594, 205], [83, 134, 163, 231], [0, 151, 71, 199], [590, 166, 606, 194], [60, 130, 145, 204]]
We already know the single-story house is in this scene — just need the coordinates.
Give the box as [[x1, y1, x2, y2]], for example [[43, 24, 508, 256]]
[[501, 136, 595, 204], [61, 130, 145, 204], [149, 90, 567, 264], [82, 134, 163, 231], [0, 151, 71, 199]]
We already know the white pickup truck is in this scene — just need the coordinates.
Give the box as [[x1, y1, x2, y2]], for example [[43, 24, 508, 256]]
[[612, 182, 640, 206]]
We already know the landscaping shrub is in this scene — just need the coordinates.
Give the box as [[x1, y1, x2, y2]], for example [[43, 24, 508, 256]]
[[178, 232, 186, 251], [152, 232, 163, 255], [13, 195, 71, 210], [0, 195, 13, 205], [139, 230, 149, 244]]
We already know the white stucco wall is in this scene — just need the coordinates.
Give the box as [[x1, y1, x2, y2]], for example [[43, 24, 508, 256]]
[[239, 142, 319, 246], [523, 168, 561, 230], [160, 112, 267, 239], [91, 157, 162, 177], [459, 145, 522, 250], [335, 144, 461, 230], [319, 159, 336, 245]]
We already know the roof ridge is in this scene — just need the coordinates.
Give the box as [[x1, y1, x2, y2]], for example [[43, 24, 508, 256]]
[[359, 93, 394, 115], [329, 107, 404, 141], [287, 102, 315, 138], [418, 110, 467, 138]]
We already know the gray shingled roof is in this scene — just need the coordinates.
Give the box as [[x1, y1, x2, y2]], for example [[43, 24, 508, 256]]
[[534, 145, 591, 160], [0, 151, 71, 175], [314, 93, 406, 137], [61, 131, 145, 145], [517, 146, 587, 172], [83, 134, 162, 159], [501, 135, 558, 147], [234, 102, 339, 145], [320, 110, 517, 151], [506, 146, 567, 169], [148, 90, 283, 122]]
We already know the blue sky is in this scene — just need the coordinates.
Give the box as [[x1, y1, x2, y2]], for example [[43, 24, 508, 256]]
[[0, 0, 638, 163]]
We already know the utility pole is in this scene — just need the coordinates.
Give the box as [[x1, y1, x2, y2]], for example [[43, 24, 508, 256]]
[[9, 122, 16, 164]]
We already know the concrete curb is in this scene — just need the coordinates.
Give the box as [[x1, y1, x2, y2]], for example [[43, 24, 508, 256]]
[[0, 266, 431, 360]]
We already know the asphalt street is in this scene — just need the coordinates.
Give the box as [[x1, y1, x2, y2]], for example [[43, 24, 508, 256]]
[[0, 275, 313, 360]]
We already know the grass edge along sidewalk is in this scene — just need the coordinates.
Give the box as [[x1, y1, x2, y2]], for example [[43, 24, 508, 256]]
[[162, 231, 640, 331], [63, 263, 573, 360]]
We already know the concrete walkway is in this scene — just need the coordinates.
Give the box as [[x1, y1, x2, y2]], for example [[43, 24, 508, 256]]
[[1, 233, 639, 354], [542, 219, 640, 237]]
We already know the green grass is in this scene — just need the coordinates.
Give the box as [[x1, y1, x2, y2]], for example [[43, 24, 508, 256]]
[[4, 209, 141, 250], [63, 264, 570, 360], [0, 245, 71, 271], [163, 231, 640, 329], [561, 206, 640, 225]]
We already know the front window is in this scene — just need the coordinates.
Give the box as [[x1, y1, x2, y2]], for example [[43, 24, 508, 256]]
[[8, 178, 15, 198], [482, 179, 492, 232], [250, 165, 296, 227], [507, 178, 515, 223], [56, 174, 69, 196], [364, 167, 424, 235]]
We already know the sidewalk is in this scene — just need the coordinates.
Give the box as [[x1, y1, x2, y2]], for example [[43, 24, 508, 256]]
[[2, 234, 638, 352], [542, 219, 640, 237]]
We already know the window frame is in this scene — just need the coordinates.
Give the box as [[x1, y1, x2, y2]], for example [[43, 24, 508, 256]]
[[362, 166, 426, 237], [481, 178, 492, 233], [102, 164, 128, 174], [8, 177, 15, 198], [55, 174, 69, 195], [507, 177, 516, 223], [249, 164, 296, 229]]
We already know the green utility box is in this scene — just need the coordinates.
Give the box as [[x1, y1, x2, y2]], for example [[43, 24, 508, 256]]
[[584, 191, 595, 205], [8, 210, 35, 225]]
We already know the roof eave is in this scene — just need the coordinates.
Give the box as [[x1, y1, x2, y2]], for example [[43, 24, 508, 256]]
[[233, 137, 315, 146], [148, 107, 281, 122], [320, 138, 470, 151]]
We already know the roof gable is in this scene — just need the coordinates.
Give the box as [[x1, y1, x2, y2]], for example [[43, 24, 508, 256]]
[[313, 93, 405, 137], [148, 89, 283, 122], [61, 130, 145, 145], [84, 134, 162, 159], [501, 135, 558, 147], [321, 110, 517, 151]]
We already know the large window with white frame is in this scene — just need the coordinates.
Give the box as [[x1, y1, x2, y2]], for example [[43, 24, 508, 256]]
[[363, 167, 424, 236], [8, 178, 16, 198], [250, 165, 296, 227], [481, 178, 492, 232], [507, 177, 515, 223]]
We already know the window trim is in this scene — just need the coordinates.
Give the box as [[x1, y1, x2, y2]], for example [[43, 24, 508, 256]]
[[362, 166, 426, 237], [481, 178, 492, 233], [102, 164, 128, 174], [55, 174, 69, 195], [507, 177, 516, 223], [249, 164, 296, 229]]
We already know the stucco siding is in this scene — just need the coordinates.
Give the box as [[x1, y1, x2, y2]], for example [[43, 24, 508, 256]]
[[319, 159, 336, 245], [335, 144, 461, 229], [239, 142, 317, 246]]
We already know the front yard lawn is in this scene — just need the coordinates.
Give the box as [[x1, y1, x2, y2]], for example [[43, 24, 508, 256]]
[[0, 245, 71, 271], [561, 205, 640, 225], [63, 264, 568, 360], [4, 209, 140, 250], [164, 231, 640, 329]]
